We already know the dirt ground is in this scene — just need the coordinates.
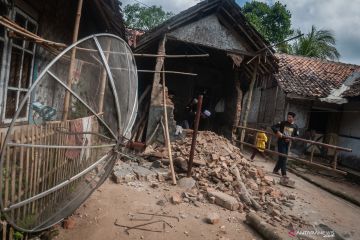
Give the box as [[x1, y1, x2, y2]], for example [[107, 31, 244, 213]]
[[246, 151, 360, 240], [55, 180, 261, 240], [55, 152, 360, 240]]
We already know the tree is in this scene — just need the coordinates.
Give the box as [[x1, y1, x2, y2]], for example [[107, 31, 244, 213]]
[[291, 26, 340, 60], [242, 1, 293, 44], [123, 3, 173, 30]]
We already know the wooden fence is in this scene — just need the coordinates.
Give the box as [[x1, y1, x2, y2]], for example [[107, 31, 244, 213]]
[[0, 116, 113, 238]]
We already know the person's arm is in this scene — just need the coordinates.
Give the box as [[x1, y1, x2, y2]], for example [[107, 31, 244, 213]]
[[271, 122, 283, 138]]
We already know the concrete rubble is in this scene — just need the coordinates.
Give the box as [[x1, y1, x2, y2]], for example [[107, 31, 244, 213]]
[[112, 130, 307, 229]]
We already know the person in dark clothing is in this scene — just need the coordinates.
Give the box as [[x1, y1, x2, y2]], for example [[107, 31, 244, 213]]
[[271, 112, 299, 177]]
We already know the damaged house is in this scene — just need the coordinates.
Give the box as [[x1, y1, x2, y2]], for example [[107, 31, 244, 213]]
[[0, 0, 125, 127], [133, 0, 277, 144], [245, 53, 360, 171]]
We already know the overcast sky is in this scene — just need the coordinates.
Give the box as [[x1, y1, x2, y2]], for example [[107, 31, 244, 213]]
[[122, 0, 360, 64]]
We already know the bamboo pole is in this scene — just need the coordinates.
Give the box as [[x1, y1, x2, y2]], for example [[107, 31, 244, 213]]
[[238, 140, 347, 175], [240, 62, 258, 149], [134, 53, 209, 58], [18, 128, 25, 217], [137, 70, 197, 76], [62, 0, 84, 121], [237, 125, 352, 152], [98, 39, 111, 113], [11, 131, 18, 219], [24, 126, 30, 217], [162, 69, 176, 185], [4, 132, 9, 208], [29, 126, 35, 213], [2, 221, 6, 240]]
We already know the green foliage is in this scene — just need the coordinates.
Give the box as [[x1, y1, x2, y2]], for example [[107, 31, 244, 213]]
[[242, 1, 293, 44], [13, 231, 24, 240], [290, 26, 340, 60], [124, 3, 174, 30]]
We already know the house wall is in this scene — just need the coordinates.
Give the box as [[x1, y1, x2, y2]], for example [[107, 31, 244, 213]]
[[338, 101, 360, 170], [287, 101, 311, 134], [168, 14, 251, 53]]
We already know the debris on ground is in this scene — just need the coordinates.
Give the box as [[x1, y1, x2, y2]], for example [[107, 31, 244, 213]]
[[206, 212, 220, 224], [112, 131, 306, 230]]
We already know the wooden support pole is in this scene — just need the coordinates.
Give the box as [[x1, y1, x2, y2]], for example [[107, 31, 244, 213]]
[[62, 0, 84, 121], [240, 62, 258, 149], [310, 146, 315, 162], [187, 95, 203, 178], [162, 69, 176, 185], [98, 39, 111, 113], [333, 151, 338, 169]]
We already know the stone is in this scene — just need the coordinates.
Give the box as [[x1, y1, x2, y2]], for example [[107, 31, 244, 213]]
[[207, 190, 239, 211], [206, 212, 220, 224], [264, 176, 274, 183], [171, 193, 182, 204], [63, 217, 76, 229], [209, 196, 216, 204], [211, 153, 220, 161], [153, 168, 169, 182], [249, 168, 258, 178], [257, 168, 265, 178], [247, 180, 259, 191], [174, 157, 188, 172], [151, 182, 159, 188], [270, 189, 282, 199], [112, 163, 136, 183], [151, 160, 162, 168], [132, 166, 157, 181], [178, 177, 196, 190], [222, 173, 233, 182]]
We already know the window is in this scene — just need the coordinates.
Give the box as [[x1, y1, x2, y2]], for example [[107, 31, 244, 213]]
[[2, 8, 37, 122]]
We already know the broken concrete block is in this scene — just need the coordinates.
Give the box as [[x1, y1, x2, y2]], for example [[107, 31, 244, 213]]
[[112, 163, 136, 183], [178, 177, 196, 189], [132, 166, 157, 181], [207, 190, 239, 211], [206, 212, 220, 224]]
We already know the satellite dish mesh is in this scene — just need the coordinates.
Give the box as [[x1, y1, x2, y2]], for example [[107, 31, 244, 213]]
[[0, 34, 138, 232]]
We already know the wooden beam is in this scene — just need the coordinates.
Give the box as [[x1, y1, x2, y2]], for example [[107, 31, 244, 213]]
[[240, 62, 259, 149], [62, 0, 83, 121]]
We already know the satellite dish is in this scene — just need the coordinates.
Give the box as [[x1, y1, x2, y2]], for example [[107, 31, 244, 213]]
[[0, 34, 138, 232]]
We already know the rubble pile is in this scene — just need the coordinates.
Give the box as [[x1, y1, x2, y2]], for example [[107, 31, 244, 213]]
[[115, 131, 306, 228]]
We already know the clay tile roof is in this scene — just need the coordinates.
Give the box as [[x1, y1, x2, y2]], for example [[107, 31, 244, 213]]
[[275, 53, 360, 98]]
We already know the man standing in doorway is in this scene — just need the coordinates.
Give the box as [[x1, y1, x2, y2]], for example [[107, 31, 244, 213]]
[[271, 112, 299, 178]]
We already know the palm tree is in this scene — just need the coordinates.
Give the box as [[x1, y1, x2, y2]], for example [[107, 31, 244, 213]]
[[291, 25, 340, 60]]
